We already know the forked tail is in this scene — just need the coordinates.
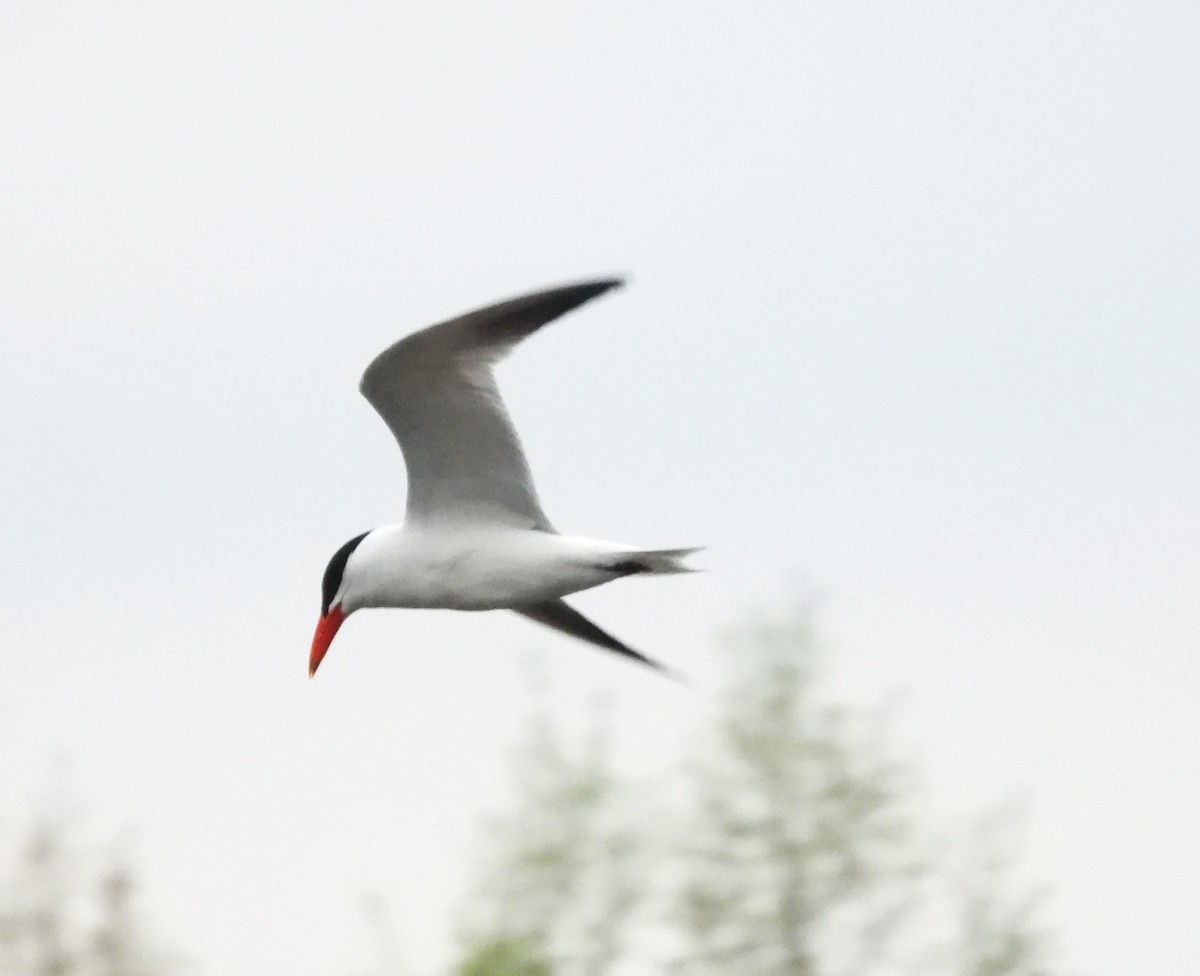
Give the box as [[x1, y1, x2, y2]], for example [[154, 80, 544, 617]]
[[611, 547, 704, 575]]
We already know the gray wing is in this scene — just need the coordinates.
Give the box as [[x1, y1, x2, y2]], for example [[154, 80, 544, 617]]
[[360, 279, 624, 529], [512, 599, 683, 679]]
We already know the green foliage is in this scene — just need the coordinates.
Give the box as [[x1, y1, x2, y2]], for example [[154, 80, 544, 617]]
[[460, 596, 1061, 976], [453, 674, 650, 976], [947, 806, 1053, 976], [454, 935, 552, 976], [4, 593, 1061, 976], [674, 599, 924, 976]]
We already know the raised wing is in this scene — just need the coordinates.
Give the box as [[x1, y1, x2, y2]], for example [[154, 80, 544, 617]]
[[360, 278, 624, 529]]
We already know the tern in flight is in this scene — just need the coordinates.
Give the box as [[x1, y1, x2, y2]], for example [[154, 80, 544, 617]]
[[309, 278, 699, 679]]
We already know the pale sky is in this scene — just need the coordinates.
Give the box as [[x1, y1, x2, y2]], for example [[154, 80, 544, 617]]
[[2, 3, 1198, 975]]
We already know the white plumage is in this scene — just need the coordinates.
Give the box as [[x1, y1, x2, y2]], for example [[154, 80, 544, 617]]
[[309, 278, 699, 678]]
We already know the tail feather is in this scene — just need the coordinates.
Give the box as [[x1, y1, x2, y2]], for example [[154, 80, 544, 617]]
[[611, 547, 704, 576]]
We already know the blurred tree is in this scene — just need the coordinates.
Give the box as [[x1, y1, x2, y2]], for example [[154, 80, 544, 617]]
[[672, 598, 924, 976], [452, 672, 651, 976], [671, 597, 1058, 976], [453, 597, 1060, 976], [941, 805, 1053, 976], [354, 891, 407, 976], [453, 935, 551, 976], [0, 810, 172, 976]]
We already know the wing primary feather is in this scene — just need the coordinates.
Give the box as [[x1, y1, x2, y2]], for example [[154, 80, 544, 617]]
[[360, 277, 626, 387], [358, 278, 627, 529], [511, 599, 685, 681]]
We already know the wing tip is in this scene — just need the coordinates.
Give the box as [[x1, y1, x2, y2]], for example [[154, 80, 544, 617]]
[[358, 274, 631, 398], [652, 660, 691, 685], [555, 275, 627, 307], [589, 274, 628, 294]]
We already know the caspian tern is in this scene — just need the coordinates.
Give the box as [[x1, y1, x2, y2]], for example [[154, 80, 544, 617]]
[[309, 278, 699, 679]]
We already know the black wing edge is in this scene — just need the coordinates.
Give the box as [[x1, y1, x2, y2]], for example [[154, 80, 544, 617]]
[[360, 276, 628, 395], [462, 276, 628, 344]]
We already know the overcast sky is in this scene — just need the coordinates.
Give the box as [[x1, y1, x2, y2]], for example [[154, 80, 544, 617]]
[[2, 3, 1198, 974]]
